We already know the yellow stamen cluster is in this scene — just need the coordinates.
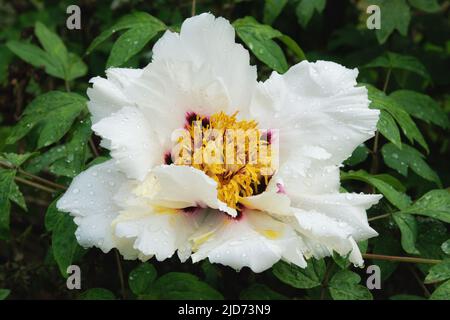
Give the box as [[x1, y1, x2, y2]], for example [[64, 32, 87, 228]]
[[174, 112, 274, 210]]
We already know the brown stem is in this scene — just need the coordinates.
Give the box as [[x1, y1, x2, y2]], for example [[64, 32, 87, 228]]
[[370, 131, 380, 174], [320, 262, 334, 300], [368, 213, 391, 222], [382, 69, 392, 92], [369, 68, 391, 179], [65, 80, 71, 92], [89, 137, 100, 158], [18, 169, 66, 191], [191, 0, 196, 16], [363, 253, 441, 265], [14, 176, 57, 193], [408, 265, 431, 298], [0, 161, 66, 191], [115, 250, 126, 299], [13, 79, 26, 121]]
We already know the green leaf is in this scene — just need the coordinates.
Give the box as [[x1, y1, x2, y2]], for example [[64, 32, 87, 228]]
[[399, 190, 450, 223], [129, 263, 157, 296], [87, 12, 165, 66], [9, 181, 27, 211], [273, 259, 325, 289], [372, 234, 401, 281], [0, 289, 10, 300], [0, 153, 28, 211], [278, 34, 307, 62], [263, 0, 288, 25], [344, 144, 370, 166], [393, 213, 420, 254], [416, 219, 448, 274], [375, 173, 407, 192], [233, 17, 288, 73], [0, 152, 35, 167], [45, 197, 62, 232], [6, 91, 87, 149], [366, 52, 430, 81], [0, 169, 15, 240], [0, 45, 13, 85], [52, 213, 82, 277], [201, 260, 221, 288], [377, 110, 402, 149], [341, 170, 411, 210], [6, 41, 64, 79], [25, 145, 69, 174], [149, 272, 223, 300], [107, 27, 158, 68], [79, 288, 115, 300], [430, 279, 450, 300], [6, 23, 86, 81], [67, 53, 88, 81], [382, 143, 441, 186], [425, 259, 450, 284], [24, 118, 91, 176], [367, 85, 429, 153], [48, 118, 92, 178], [240, 283, 287, 300], [328, 270, 372, 300], [390, 90, 449, 129], [87, 12, 165, 54], [295, 0, 326, 28], [34, 22, 68, 70], [371, 0, 411, 44], [408, 0, 441, 13], [442, 240, 450, 255]]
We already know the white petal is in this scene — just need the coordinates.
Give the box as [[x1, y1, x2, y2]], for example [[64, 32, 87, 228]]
[[191, 211, 306, 272], [135, 165, 237, 217], [56, 160, 127, 253], [293, 205, 376, 261], [106, 67, 142, 88], [87, 68, 142, 124], [348, 237, 364, 267], [294, 208, 354, 254], [92, 106, 161, 181], [251, 60, 379, 166], [300, 236, 333, 260], [152, 13, 256, 112], [240, 178, 292, 215], [124, 13, 257, 145], [113, 235, 151, 261], [113, 206, 203, 261], [293, 193, 381, 241], [275, 161, 341, 197]]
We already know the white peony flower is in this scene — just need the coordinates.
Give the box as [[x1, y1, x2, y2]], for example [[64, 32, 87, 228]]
[[57, 13, 381, 272]]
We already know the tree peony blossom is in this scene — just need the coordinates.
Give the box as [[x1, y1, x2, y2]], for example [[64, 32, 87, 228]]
[[57, 13, 381, 272]]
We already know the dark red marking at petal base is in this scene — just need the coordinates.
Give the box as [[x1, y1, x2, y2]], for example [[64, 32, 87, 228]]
[[266, 129, 274, 145], [222, 207, 244, 221], [185, 112, 198, 126], [233, 210, 244, 220], [202, 117, 210, 128], [164, 152, 173, 165], [182, 206, 198, 213], [185, 111, 209, 128], [276, 182, 286, 194]]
